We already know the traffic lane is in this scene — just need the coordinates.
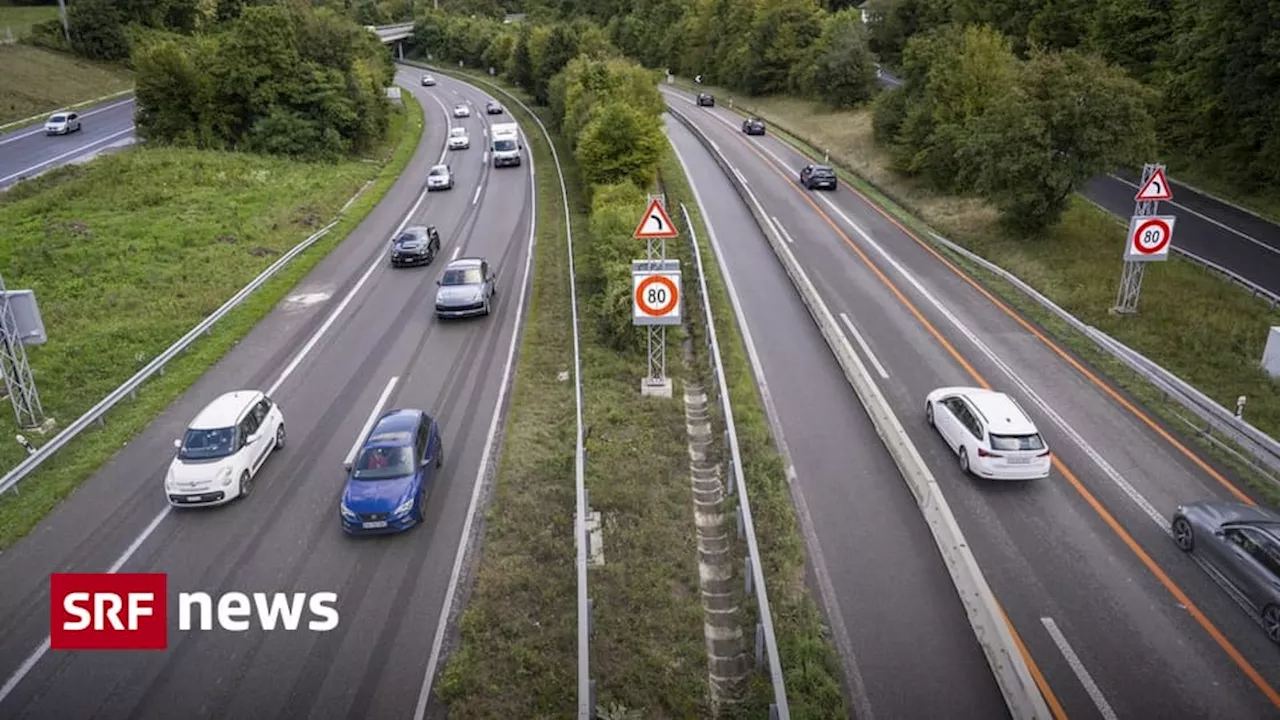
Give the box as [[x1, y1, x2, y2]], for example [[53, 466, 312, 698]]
[[0, 80, 451, 707], [0, 98, 137, 189], [690, 111, 1280, 718], [665, 118, 1010, 718], [1111, 167, 1280, 253], [1083, 175, 1280, 295]]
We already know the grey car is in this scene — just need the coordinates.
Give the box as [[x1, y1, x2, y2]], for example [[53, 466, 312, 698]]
[[425, 164, 454, 191], [435, 258, 496, 319], [1172, 500, 1280, 642]]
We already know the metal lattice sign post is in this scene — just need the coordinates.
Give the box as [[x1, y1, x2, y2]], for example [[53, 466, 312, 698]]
[[631, 196, 680, 398], [1113, 164, 1176, 314], [0, 273, 48, 429]]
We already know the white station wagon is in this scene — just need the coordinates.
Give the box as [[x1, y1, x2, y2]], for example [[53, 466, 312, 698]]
[[925, 387, 1051, 480], [165, 390, 286, 506]]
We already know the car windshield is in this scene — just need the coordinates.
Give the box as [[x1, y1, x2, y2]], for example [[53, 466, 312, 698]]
[[450, 128, 466, 137], [396, 231, 424, 244], [352, 445, 415, 479], [493, 139, 516, 151], [455, 105, 466, 111], [49, 115, 66, 123], [179, 427, 237, 460], [429, 166, 448, 176], [441, 267, 484, 285], [990, 433, 1045, 451]]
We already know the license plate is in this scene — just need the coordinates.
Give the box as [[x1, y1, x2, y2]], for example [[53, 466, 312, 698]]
[[363, 520, 388, 529], [1007, 457, 1031, 465]]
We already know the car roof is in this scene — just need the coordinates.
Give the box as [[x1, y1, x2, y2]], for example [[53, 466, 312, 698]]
[[958, 390, 1037, 434], [368, 408, 425, 439], [430, 164, 449, 171], [189, 390, 263, 429], [445, 257, 484, 269], [399, 226, 428, 235], [450, 126, 466, 133], [810, 165, 835, 172]]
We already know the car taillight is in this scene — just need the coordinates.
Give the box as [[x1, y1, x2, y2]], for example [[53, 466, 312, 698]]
[[977, 448, 1002, 458]]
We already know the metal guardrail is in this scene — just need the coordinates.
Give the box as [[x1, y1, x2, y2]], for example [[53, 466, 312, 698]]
[[927, 231, 1280, 484], [680, 203, 790, 719], [0, 178, 377, 497]]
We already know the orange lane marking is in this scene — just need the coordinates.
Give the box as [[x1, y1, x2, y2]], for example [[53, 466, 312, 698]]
[[719, 126, 1280, 711], [997, 601, 1069, 720]]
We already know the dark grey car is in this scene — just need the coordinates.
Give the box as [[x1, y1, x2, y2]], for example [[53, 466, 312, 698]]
[[1172, 500, 1280, 642], [389, 226, 441, 268], [434, 258, 497, 319]]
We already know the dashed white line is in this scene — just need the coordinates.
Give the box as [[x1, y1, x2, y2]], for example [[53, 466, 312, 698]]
[[1041, 617, 1118, 720], [450, 246, 460, 261], [730, 165, 748, 186], [472, 185, 481, 205], [482, 150, 489, 163], [342, 376, 400, 469], [771, 215, 796, 244], [839, 312, 890, 380]]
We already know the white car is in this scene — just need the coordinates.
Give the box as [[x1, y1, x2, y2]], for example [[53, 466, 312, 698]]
[[44, 111, 81, 136], [165, 390, 286, 506], [426, 163, 454, 190], [453, 103, 471, 118], [924, 387, 1051, 480], [421, 74, 436, 86], [447, 126, 470, 150]]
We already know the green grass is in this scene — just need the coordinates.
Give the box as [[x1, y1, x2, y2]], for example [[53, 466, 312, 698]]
[[670, 77, 1280, 503], [0, 44, 134, 125], [0, 4, 57, 38], [659, 147, 849, 719], [419, 65, 711, 717], [0, 95, 424, 548]]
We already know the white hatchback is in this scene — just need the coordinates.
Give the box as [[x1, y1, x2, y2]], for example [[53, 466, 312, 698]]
[[453, 103, 471, 118], [166, 390, 286, 506], [925, 387, 1051, 480], [447, 126, 470, 149]]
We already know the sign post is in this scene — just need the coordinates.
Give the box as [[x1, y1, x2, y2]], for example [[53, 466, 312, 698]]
[[0, 272, 48, 430], [1113, 164, 1175, 314], [632, 196, 681, 398]]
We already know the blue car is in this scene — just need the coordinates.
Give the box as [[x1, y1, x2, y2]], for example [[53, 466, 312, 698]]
[[339, 409, 443, 535]]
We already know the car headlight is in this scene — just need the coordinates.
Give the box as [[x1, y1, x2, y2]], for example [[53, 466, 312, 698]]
[[340, 503, 357, 520], [218, 466, 233, 486], [393, 496, 415, 517]]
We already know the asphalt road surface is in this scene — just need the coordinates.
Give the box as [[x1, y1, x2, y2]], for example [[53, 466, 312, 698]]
[[666, 118, 1010, 719], [0, 67, 535, 719], [664, 86, 1280, 719], [0, 97, 138, 189]]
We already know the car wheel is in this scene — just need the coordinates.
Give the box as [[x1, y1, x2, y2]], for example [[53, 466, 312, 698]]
[[925, 402, 934, 427], [239, 470, 253, 499], [1263, 605, 1280, 644], [1171, 516, 1194, 551], [483, 298, 491, 316], [436, 443, 443, 468], [958, 448, 970, 475], [274, 423, 286, 451]]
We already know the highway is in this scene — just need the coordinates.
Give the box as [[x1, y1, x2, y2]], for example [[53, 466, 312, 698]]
[[663, 86, 1280, 719], [0, 66, 535, 719], [0, 96, 137, 189]]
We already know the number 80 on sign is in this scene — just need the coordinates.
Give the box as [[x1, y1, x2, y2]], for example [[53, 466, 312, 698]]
[[632, 261, 682, 326]]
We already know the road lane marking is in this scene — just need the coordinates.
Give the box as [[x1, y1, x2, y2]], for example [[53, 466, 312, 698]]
[[717, 119, 1280, 709], [0, 127, 134, 185], [472, 184, 481, 205], [342, 376, 400, 469], [730, 164, 748, 186], [1041, 617, 1118, 720], [414, 78, 540, 720], [839, 312, 889, 380], [449, 246, 461, 261], [771, 215, 795, 244], [482, 150, 488, 163], [1107, 174, 1280, 257], [0, 98, 136, 145]]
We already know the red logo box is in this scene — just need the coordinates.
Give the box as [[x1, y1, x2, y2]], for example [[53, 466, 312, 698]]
[[50, 573, 168, 650]]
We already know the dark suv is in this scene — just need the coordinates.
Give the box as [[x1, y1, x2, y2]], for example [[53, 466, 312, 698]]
[[389, 225, 441, 267], [742, 117, 766, 135], [696, 93, 715, 107], [799, 164, 838, 190]]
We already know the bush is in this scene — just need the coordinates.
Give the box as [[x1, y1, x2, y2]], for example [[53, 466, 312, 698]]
[[68, 0, 130, 61]]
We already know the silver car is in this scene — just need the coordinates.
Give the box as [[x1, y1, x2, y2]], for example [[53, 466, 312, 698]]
[[45, 111, 82, 135], [421, 74, 436, 86], [435, 258, 496, 319], [425, 164, 454, 191], [1172, 500, 1280, 642]]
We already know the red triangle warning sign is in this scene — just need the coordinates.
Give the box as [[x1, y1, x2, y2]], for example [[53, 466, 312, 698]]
[[1134, 167, 1173, 202], [633, 198, 679, 239]]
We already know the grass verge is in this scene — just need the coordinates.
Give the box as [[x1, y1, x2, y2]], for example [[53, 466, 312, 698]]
[[659, 145, 849, 718], [0, 4, 57, 38], [0, 94, 424, 548], [427, 64, 711, 718], [0, 44, 133, 124], [668, 78, 1280, 505]]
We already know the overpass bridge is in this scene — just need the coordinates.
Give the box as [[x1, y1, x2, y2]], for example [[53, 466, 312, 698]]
[[367, 22, 415, 59]]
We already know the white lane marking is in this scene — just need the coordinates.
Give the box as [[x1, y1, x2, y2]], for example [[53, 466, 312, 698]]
[[342, 376, 400, 469], [414, 77, 540, 720], [1107, 174, 1280, 257], [0, 98, 136, 145], [420, 91, 453, 165], [0, 502, 171, 705], [730, 164, 748, 186], [483, 126, 488, 139], [472, 185, 481, 205], [0, 128, 134, 185], [839, 312, 890, 380], [1041, 617, 1118, 720], [450, 246, 461, 262], [482, 151, 489, 164], [771, 215, 796, 244]]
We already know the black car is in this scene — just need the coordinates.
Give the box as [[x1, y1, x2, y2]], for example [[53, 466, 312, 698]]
[[696, 93, 715, 107], [486, 101, 503, 114], [799, 164, 838, 190], [742, 117, 766, 135], [390, 225, 441, 267]]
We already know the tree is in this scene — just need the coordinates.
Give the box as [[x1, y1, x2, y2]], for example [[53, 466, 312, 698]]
[[532, 22, 580, 103], [863, 0, 951, 67], [574, 100, 665, 188], [796, 8, 877, 107], [963, 48, 1156, 233], [507, 26, 535, 88], [68, 0, 130, 60], [1086, 0, 1173, 84], [1026, 0, 1096, 51], [733, 0, 824, 94]]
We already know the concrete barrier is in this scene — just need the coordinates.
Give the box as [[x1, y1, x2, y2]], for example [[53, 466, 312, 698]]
[[666, 105, 1052, 720]]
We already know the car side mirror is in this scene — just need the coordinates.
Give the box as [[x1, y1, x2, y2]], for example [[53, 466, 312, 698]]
[[343, 459, 353, 472], [173, 438, 182, 449], [436, 279, 442, 286], [246, 432, 259, 445]]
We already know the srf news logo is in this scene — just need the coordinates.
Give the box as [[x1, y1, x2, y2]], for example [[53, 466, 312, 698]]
[[50, 573, 339, 650]]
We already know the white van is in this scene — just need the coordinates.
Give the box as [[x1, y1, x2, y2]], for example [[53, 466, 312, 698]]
[[490, 122, 521, 168]]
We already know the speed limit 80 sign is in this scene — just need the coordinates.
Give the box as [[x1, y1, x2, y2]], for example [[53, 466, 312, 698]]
[[632, 260, 682, 326], [1124, 215, 1177, 262]]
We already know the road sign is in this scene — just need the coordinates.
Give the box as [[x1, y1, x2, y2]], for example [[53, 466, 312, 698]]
[[695, 75, 702, 84], [1134, 167, 1173, 202], [633, 198, 679, 240], [1124, 215, 1176, 261], [632, 261, 682, 326]]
